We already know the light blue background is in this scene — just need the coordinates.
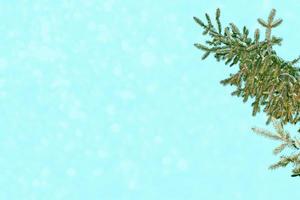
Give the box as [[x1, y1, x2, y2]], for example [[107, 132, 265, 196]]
[[1, 0, 300, 199]]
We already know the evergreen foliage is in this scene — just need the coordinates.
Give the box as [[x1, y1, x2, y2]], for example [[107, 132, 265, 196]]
[[194, 8, 300, 177]]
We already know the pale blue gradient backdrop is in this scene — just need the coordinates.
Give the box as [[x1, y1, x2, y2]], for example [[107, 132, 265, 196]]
[[1, 0, 300, 199]]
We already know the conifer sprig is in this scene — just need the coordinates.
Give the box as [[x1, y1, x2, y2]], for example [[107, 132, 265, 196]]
[[194, 8, 300, 127], [252, 117, 300, 176], [194, 8, 300, 177]]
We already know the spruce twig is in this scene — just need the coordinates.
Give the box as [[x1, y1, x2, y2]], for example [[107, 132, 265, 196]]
[[194, 8, 300, 177]]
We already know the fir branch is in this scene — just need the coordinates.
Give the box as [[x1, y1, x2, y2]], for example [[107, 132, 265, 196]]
[[269, 156, 291, 170], [251, 127, 282, 141], [194, 8, 300, 127], [194, 8, 300, 177]]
